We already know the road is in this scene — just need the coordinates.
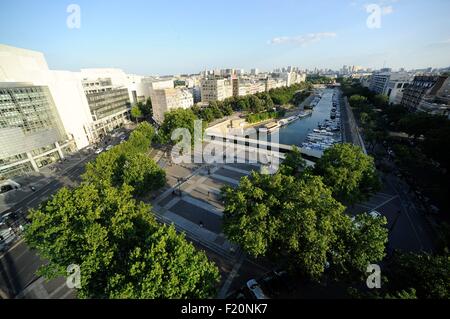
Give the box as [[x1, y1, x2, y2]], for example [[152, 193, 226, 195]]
[[0, 129, 132, 298], [339, 88, 434, 253]]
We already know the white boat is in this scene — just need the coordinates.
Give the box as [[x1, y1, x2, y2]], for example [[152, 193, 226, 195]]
[[264, 121, 280, 132]]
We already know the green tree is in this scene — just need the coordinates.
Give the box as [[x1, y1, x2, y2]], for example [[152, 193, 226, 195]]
[[386, 252, 450, 299], [349, 95, 368, 108], [140, 97, 153, 117], [373, 94, 389, 107], [315, 143, 381, 204], [122, 152, 166, 196], [24, 184, 220, 298], [222, 172, 346, 279], [331, 213, 388, 279], [385, 288, 418, 299], [134, 121, 155, 140], [158, 108, 199, 145], [279, 146, 307, 177], [130, 105, 143, 123], [83, 122, 163, 196]]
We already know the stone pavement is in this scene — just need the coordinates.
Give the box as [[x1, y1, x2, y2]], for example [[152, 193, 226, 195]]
[[151, 160, 260, 260]]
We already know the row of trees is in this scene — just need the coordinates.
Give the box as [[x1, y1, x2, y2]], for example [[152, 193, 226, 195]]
[[191, 82, 312, 124], [351, 251, 450, 299], [222, 143, 450, 298], [222, 144, 387, 282], [83, 122, 165, 196], [340, 79, 450, 298], [246, 110, 285, 124], [344, 78, 450, 220], [24, 122, 221, 298], [306, 75, 335, 85]]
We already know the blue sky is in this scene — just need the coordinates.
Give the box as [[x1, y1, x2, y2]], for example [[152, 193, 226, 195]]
[[1, 0, 449, 75]]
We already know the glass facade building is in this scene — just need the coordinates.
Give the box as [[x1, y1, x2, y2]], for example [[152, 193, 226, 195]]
[[0, 83, 73, 178], [82, 78, 131, 141]]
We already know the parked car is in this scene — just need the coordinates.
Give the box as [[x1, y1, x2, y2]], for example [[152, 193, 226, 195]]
[[95, 147, 104, 154], [369, 210, 382, 218], [246, 279, 269, 299], [105, 145, 113, 151]]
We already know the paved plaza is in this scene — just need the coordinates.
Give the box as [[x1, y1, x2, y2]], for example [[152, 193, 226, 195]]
[[151, 156, 261, 260]]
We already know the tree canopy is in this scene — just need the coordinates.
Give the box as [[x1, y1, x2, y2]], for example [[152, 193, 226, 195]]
[[25, 184, 220, 298], [130, 105, 143, 122], [348, 95, 368, 108], [385, 252, 450, 299], [83, 122, 164, 196], [315, 143, 381, 204], [157, 108, 199, 145], [222, 166, 388, 281]]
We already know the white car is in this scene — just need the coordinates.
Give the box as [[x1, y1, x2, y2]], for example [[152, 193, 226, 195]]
[[95, 147, 104, 154], [105, 145, 113, 151], [246, 279, 269, 299], [369, 210, 382, 218]]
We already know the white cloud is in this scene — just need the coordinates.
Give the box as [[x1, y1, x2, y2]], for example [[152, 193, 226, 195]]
[[268, 32, 337, 46]]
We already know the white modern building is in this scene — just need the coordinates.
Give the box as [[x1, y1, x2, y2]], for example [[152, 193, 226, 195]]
[[0, 44, 93, 149], [81, 77, 131, 140], [147, 78, 174, 92], [0, 82, 74, 178], [385, 80, 411, 105]]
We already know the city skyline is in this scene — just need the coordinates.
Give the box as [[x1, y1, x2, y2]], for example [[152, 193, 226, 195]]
[[1, 0, 449, 75]]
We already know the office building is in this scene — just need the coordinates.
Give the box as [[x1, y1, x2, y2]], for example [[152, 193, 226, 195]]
[[0, 83, 73, 178], [369, 71, 412, 95], [385, 80, 411, 105], [411, 76, 450, 116], [401, 75, 448, 111], [0, 44, 93, 149], [82, 77, 131, 140], [151, 88, 194, 124]]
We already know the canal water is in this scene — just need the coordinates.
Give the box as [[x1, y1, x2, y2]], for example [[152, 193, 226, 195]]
[[276, 88, 335, 147]]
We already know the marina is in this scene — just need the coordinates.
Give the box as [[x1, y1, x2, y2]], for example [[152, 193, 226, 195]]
[[275, 88, 342, 150]]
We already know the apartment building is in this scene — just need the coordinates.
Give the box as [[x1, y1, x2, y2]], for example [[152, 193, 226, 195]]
[[401, 75, 448, 112], [415, 76, 450, 116], [385, 80, 411, 105], [200, 78, 233, 102], [369, 71, 412, 95], [82, 78, 131, 141], [265, 77, 286, 91], [0, 83, 74, 178], [151, 88, 194, 124]]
